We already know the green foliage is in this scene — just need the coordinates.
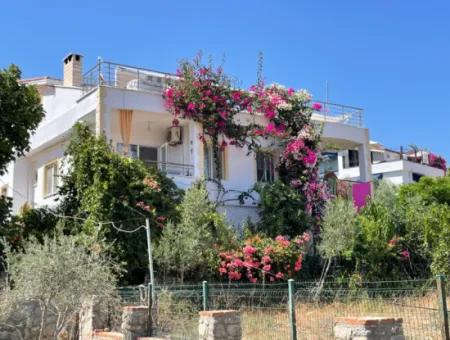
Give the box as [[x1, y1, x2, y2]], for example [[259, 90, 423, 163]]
[[318, 197, 357, 260], [1, 235, 120, 339], [322, 179, 450, 280], [399, 176, 450, 206], [0, 65, 44, 175], [254, 180, 311, 237], [155, 181, 236, 282], [0, 206, 59, 254], [59, 122, 182, 283]]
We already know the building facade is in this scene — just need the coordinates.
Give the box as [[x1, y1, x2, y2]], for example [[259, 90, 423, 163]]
[[1, 53, 376, 226]]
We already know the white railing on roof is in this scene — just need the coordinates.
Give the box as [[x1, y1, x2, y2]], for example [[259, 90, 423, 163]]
[[83, 61, 364, 127]]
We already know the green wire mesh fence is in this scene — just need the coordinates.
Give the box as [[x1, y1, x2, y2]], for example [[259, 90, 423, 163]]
[[118, 277, 450, 340]]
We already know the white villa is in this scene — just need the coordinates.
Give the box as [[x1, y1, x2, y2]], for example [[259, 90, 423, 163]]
[[321, 141, 446, 185], [0, 53, 443, 225]]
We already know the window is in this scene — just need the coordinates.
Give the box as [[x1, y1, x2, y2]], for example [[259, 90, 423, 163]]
[[139, 146, 158, 166], [204, 144, 227, 180], [256, 152, 275, 182], [44, 161, 58, 197], [348, 150, 359, 168], [371, 151, 384, 164], [117, 143, 157, 165], [320, 152, 338, 174], [412, 173, 423, 182]]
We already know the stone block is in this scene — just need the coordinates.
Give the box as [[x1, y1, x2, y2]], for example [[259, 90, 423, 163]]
[[334, 316, 404, 340], [199, 310, 241, 340]]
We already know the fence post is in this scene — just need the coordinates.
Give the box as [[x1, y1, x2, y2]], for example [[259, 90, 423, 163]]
[[288, 279, 298, 340], [202, 280, 209, 311], [147, 282, 153, 336], [437, 275, 449, 340]]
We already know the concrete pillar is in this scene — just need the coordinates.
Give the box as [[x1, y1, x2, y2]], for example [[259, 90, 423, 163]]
[[199, 310, 241, 340], [190, 121, 205, 179], [358, 142, 372, 182], [334, 317, 404, 339], [95, 86, 105, 137]]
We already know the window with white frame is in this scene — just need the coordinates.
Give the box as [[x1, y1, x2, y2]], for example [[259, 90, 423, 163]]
[[116, 143, 158, 165], [44, 161, 58, 197], [256, 152, 275, 182], [204, 144, 227, 180]]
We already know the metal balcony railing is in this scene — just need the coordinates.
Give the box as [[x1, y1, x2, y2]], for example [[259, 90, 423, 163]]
[[82, 60, 175, 93], [143, 160, 194, 177], [83, 61, 363, 128], [312, 101, 363, 127]]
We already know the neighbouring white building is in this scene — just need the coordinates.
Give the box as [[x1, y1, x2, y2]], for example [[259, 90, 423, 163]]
[[0, 53, 380, 225], [320, 141, 446, 185]]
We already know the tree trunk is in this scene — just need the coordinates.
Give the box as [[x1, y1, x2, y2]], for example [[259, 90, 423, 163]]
[[314, 257, 332, 301]]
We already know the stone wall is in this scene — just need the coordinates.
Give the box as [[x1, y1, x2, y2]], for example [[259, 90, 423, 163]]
[[334, 316, 405, 340], [0, 300, 59, 340], [198, 310, 241, 340], [121, 306, 150, 340]]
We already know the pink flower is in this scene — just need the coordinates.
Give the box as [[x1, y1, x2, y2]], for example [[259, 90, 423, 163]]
[[243, 245, 257, 256], [233, 259, 243, 268], [172, 118, 179, 126], [249, 277, 257, 283], [165, 87, 174, 98], [231, 91, 241, 101], [294, 255, 303, 272], [219, 267, 227, 274], [264, 123, 276, 134], [187, 102, 196, 111], [199, 67, 208, 75], [312, 102, 322, 111], [285, 139, 305, 155], [228, 271, 242, 280], [253, 129, 264, 136], [401, 249, 410, 260], [265, 110, 276, 119], [275, 272, 284, 279], [275, 235, 290, 247], [290, 179, 302, 188], [262, 264, 272, 272], [303, 149, 317, 165], [219, 111, 228, 120], [288, 88, 295, 96], [261, 255, 271, 264]]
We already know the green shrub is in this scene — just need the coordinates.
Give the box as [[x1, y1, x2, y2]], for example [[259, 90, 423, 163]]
[[255, 180, 311, 237], [155, 181, 236, 282]]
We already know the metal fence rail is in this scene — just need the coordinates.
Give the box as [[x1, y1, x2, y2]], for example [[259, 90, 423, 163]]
[[117, 277, 449, 339]]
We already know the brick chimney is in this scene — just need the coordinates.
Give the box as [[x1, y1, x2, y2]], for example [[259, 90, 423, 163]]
[[63, 53, 83, 87]]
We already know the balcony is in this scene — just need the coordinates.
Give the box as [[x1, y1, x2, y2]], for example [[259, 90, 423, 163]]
[[83, 61, 363, 128], [82, 60, 175, 94], [143, 160, 194, 177]]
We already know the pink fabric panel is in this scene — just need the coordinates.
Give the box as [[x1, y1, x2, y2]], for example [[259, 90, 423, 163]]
[[352, 182, 371, 209]]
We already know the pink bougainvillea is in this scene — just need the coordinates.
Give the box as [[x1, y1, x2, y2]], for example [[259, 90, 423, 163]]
[[164, 59, 330, 233]]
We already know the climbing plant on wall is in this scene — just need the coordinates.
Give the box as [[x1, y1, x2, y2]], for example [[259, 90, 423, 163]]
[[163, 57, 329, 233]]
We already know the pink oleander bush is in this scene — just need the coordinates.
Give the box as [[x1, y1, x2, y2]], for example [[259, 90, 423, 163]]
[[218, 233, 311, 282]]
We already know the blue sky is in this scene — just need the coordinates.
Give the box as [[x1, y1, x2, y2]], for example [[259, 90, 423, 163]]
[[1, 1, 449, 159]]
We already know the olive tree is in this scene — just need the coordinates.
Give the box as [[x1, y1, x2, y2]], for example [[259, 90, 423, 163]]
[[0, 235, 120, 339]]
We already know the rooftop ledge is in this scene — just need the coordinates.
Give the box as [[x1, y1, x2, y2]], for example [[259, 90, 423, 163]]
[[82, 60, 364, 128]]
